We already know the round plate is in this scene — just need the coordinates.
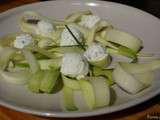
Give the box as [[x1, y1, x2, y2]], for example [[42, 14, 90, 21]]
[[0, 0, 160, 118]]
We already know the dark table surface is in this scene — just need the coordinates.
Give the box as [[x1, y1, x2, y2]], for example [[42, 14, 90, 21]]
[[108, 0, 160, 18]]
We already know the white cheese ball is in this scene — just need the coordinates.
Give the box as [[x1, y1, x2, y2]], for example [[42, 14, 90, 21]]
[[60, 24, 82, 46], [60, 53, 89, 78], [84, 43, 107, 61], [14, 34, 33, 49], [79, 15, 101, 28], [37, 20, 55, 34]]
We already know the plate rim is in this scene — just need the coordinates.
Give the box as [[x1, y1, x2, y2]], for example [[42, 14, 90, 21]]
[[0, 0, 160, 117]]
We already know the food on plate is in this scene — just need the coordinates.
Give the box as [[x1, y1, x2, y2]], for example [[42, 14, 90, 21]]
[[0, 10, 159, 111]]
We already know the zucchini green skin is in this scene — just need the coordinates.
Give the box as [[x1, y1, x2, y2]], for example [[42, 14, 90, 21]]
[[28, 69, 60, 93], [27, 70, 44, 93], [93, 67, 114, 86], [89, 77, 110, 108], [49, 46, 84, 54], [104, 29, 142, 52], [120, 59, 160, 74], [0, 47, 17, 70], [107, 47, 137, 59], [38, 58, 62, 70], [14, 58, 62, 70], [113, 60, 157, 94], [79, 79, 95, 110], [22, 49, 40, 73], [89, 55, 111, 68], [113, 64, 145, 94], [96, 35, 137, 59], [62, 86, 78, 111], [62, 75, 80, 90], [40, 69, 60, 93]]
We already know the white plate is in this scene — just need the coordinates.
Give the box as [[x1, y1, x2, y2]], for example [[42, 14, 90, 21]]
[[0, 0, 160, 118]]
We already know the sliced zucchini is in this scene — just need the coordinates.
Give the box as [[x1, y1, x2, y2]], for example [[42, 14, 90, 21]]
[[104, 29, 142, 52], [49, 46, 84, 54], [134, 71, 154, 86], [40, 69, 59, 93], [0, 47, 17, 70], [86, 20, 112, 44], [107, 46, 137, 59], [120, 59, 160, 74], [93, 67, 114, 86], [79, 79, 95, 109], [89, 55, 111, 68], [62, 86, 78, 111], [27, 70, 44, 93], [113, 64, 145, 94], [65, 10, 92, 23], [0, 70, 31, 84], [62, 75, 80, 90], [25, 46, 57, 58], [38, 58, 62, 70], [89, 77, 110, 108], [22, 49, 40, 73]]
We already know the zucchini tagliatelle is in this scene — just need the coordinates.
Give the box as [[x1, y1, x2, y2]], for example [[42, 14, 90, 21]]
[[0, 10, 159, 111]]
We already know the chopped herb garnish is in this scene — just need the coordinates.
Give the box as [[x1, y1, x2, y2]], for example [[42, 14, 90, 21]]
[[65, 25, 86, 50]]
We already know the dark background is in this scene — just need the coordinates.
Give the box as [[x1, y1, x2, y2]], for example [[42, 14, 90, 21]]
[[106, 0, 160, 18]]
